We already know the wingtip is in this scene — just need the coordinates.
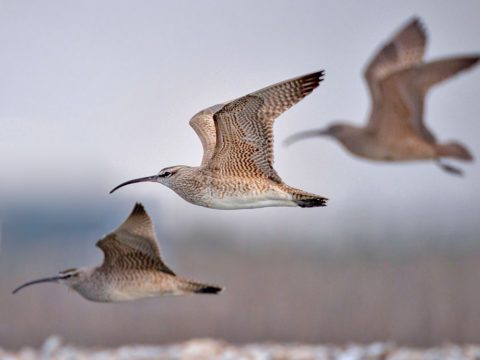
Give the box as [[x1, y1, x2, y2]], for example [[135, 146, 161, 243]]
[[410, 16, 423, 26], [452, 55, 480, 71], [398, 15, 427, 41], [470, 56, 480, 65], [131, 202, 146, 215], [311, 70, 325, 81], [318, 70, 325, 82], [408, 16, 425, 30], [299, 70, 326, 96]]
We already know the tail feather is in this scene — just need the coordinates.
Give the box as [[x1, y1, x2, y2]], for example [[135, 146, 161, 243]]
[[436, 142, 473, 161], [285, 186, 328, 208], [194, 285, 223, 294], [181, 280, 223, 295], [295, 198, 328, 208]]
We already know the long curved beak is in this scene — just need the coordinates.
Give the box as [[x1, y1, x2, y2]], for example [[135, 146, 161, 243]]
[[283, 129, 329, 147], [12, 275, 63, 294], [109, 175, 159, 194]]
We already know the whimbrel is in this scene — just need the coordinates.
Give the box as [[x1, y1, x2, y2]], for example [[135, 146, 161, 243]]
[[285, 18, 478, 175], [111, 71, 327, 209], [13, 203, 223, 302]]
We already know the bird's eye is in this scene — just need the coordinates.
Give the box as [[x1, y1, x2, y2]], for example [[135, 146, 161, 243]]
[[163, 171, 172, 177]]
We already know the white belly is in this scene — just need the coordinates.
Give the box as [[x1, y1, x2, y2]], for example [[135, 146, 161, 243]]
[[207, 191, 296, 210]]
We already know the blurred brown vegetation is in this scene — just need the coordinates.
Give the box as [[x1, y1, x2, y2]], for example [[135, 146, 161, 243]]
[[1, 219, 479, 349]]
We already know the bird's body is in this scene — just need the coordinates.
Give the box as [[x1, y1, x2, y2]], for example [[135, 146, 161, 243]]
[[285, 18, 478, 175], [72, 268, 214, 302], [321, 125, 436, 162], [111, 72, 328, 209], [156, 166, 319, 209], [13, 204, 223, 303]]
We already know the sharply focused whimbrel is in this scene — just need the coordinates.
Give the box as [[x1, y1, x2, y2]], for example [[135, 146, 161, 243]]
[[111, 71, 327, 209], [285, 18, 478, 175], [13, 203, 223, 302]]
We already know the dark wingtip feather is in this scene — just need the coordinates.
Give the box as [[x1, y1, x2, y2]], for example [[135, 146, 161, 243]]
[[300, 70, 325, 96], [467, 56, 480, 66], [131, 203, 146, 216], [405, 16, 426, 35]]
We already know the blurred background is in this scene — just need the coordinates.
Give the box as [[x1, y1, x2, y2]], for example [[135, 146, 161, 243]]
[[0, 0, 479, 350]]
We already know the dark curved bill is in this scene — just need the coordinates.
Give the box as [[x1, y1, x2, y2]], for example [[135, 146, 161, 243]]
[[12, 275, 63, 294], [109, 175, 158, 194], [283, 129, 328, 146]]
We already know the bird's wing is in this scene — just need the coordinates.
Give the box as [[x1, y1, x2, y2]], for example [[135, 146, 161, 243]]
[[250, 71, 324, 125], [96, 203, 175, 274], [206, 71, 323, 180], [409, 56, 479, 92], [189, 104, 224, 166], [375, 56, 480, 143], [365, 18, 427, 131]]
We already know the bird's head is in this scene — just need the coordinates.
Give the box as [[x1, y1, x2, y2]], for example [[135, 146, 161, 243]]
[[109, 165, 190, 193], [12, 268, 85, 294]]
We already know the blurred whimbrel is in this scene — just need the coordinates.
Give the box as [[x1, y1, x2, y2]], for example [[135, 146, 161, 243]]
[[110, 71, 327, 208], [13, 203, 223, 302], [285, 18, 478, 175]]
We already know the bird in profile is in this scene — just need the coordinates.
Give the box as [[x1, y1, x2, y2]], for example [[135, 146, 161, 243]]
[[285, 18, 478, 175], [110, 71, 327, 209], [13, 203, 223, 302]]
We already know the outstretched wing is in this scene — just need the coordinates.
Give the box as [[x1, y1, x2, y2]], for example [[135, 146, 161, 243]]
[[393, 56, 479, 142], [365, 17, 427, 131], [206, 71, 324, 180], [96, 203, 175, 275], [372, 55, 480, 143], [410, 56, 480, 93], [189, 104, 224, 166], [250, 71, 324, 125]]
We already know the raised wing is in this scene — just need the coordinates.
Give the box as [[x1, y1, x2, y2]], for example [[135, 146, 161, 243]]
[[207, 71, 324, 180], [365, 17, 426, 90], [372, 56, 480, 143], [365, 18, 427, 130], [250, 71, 324, 125], [96, 203, 175, 274], [189, 104, 224, 166]]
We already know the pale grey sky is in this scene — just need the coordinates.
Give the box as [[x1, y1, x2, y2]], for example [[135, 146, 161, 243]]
[[0, 0, 479, 245]]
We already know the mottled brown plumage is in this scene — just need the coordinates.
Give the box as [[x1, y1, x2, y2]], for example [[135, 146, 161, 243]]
[[285, 18, 478, 175], [13, 203, 223, 302], [111, 71, 328, 208]]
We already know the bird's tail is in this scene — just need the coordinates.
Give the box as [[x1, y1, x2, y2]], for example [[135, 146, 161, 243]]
[[284, 186, 328, 208], [180, 279, 223, 295], [435, 142, 473, 161], [194, 285, 223, 294]]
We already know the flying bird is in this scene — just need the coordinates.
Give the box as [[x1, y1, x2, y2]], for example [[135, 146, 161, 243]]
[[13, 203, 223, 302], [285, 18, 478, 175], [111, 71, 327, 209]]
